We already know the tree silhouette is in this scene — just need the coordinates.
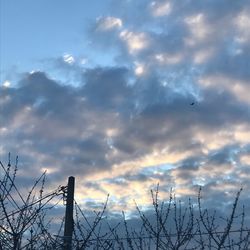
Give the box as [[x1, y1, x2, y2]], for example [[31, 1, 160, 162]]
[[0, 154, 249, 249]]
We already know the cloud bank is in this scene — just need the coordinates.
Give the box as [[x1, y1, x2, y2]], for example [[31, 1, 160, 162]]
[[1, 0, 250, 213]]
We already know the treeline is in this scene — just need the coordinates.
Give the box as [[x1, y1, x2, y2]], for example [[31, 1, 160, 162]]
[[0, 156, 249, 249]]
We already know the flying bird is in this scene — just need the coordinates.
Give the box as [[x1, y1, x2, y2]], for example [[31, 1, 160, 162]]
[[190, 102, 195, 106]]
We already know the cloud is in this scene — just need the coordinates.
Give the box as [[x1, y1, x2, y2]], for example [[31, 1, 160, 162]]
[[2, 0, 250, 216], [63, 54, 75, 65], [2, 80, 11, 88], [150, 1, 172, 17], [119, 30, 150, 55], [1, 62, 250, 211], [82, 67, 133, 111], [96, 16, 123, 31]]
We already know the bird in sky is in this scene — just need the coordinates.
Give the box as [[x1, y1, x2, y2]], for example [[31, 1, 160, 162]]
[[190, 102, 195, 106]]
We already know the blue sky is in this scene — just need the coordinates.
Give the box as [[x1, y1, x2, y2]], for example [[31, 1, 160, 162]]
[[1, 0, 109, 76], [1, 0, 250, 215]]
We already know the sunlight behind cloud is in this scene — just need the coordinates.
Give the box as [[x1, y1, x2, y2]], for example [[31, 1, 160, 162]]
[[234, 125, 250, 143], [194, 129, 234, 153], [240, 154, 250, 165]]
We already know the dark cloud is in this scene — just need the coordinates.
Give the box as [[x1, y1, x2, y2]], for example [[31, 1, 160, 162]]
[[205, 47, 250, 81], [82, 67, 133, 111], [1, 65, 250, 183]]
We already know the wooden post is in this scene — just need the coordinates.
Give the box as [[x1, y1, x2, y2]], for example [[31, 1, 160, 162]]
[[63, 176, 75, 250]]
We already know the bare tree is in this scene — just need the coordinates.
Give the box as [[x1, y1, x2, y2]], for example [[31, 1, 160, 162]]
[[0, 154, 64, 249], [197, 187, 250, 250], [1, 154, 250, 249]]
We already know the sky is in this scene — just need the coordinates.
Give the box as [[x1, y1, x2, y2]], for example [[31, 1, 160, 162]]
[[1, 0, 250, 215]]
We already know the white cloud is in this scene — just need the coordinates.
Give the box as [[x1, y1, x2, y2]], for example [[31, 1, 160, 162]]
[[96, 16, 123, 31], [185, 13, 212, 45], [80, 58, 88, 65], [198, 75, 250, 104], [235, 12, 250, 42], [150, 1, 172, 17], [2, 80, 11, 88], [134, 61, 145, 76], [193, 48, 214, 64], [63, 54, 75, 64], [0, 127, 8, 134], [155, 53, 183, 65], [234, 125, 250, 144], [119, 30, 150, 54]]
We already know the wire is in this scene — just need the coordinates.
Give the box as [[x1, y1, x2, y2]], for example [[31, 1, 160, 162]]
[[0, 187, 64, 221]]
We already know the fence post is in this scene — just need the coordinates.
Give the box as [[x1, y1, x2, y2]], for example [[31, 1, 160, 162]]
[[63, 176, 75, 250]]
